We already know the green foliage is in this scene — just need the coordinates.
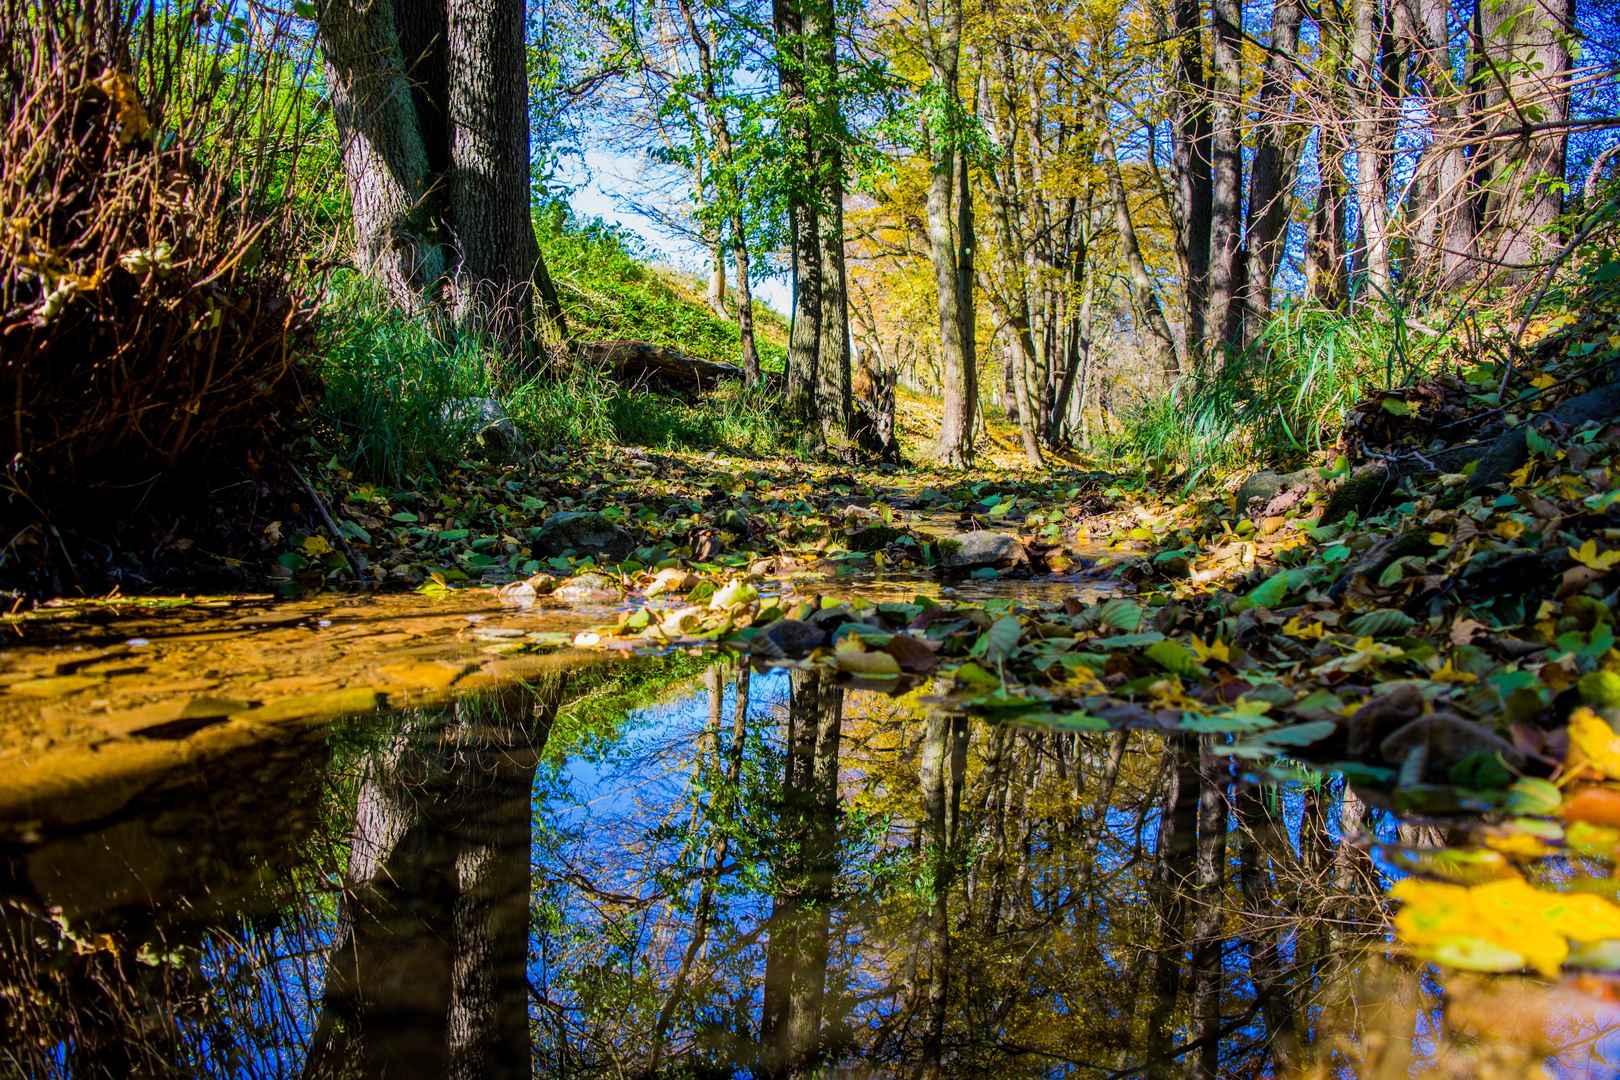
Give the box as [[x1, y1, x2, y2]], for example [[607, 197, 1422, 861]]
[[1106, 298, 1438, 474], [313, 254, 789, 485], [537, 204, 788, 372]]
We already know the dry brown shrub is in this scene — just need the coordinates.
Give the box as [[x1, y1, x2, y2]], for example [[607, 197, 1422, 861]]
[[0, 0, 322, 519]]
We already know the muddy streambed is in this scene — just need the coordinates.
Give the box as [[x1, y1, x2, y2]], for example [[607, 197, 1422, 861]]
[[1, 587, 1616, 1076]]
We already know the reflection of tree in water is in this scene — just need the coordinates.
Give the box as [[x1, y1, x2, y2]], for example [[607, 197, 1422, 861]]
[[303, 677, 562, 1079], [532, 667, 1431, 1078], [5, 662, 1614, 1077], [0, 679, 563, 1079]]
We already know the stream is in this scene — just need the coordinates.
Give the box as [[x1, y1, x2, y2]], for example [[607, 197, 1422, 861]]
[[1, 589, 1617, 1076]]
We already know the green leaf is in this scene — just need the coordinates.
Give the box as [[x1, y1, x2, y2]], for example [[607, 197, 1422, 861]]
[[1246, 571, 1292, 609], [1146, 640, 1203, 676], [1096, 598, 1143, 632], [1347, 609, 1418, 637], [985, 616, 1022, 666]]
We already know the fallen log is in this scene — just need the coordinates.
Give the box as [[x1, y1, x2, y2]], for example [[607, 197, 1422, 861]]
[[574, 340, 747, 397]]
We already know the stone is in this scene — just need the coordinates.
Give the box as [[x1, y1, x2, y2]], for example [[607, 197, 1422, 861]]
[[442, 396, 528, 462], [533, 511, 636, 560], [1235, 468, 1315, 515], [552, 572, 622, 604], [935, 530, 1027, 570]]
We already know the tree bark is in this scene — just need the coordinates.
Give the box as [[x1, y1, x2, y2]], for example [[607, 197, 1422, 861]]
[[316, 0, 446, 312], [919, 0, 976, 468], [1207, 0, 1245, 349], [1171, 0, 1213, 368], [1349, 0, 1394, 299], [1473, 0, 1573, 276], [775, 0, 824, 447], [811, 0, 853, 455], [1243, 0, 1305, 328]]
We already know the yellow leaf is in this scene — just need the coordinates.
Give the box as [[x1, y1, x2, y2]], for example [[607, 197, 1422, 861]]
[[1282, 615, 1325, 640], [1431, 659, 1478, 684], [1189, 636, 1231, 663], [1569, 538, 1620, 572], [1494, 518, 1526, 540], [1530, 373, 1558, 389], [1567, 707, 1620, 781], [302, 534, 332, 557]]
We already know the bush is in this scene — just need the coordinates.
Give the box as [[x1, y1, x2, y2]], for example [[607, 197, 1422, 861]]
[[0, 0, 321, 511]]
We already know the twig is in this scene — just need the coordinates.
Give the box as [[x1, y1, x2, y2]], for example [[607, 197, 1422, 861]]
[[291, 463, 366, 585]]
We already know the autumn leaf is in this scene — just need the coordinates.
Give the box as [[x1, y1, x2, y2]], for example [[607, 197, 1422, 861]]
[[1568, 538, 1620, 572]]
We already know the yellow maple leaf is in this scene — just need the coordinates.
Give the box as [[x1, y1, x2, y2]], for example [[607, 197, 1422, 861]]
[[1569, 538, 1620, 572], [1189, 636, 1231, 663], [1282, 615, 1326, 640], [1431, 658, 1478, 684], [1530, 372, 1558, 389], [1494, 518, 1527, 540], [1566, 707, 1620, 782]]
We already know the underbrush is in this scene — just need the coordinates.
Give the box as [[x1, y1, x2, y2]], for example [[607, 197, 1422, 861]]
[[313, 280, 788, 485], [1105, 300, 1440, 479]]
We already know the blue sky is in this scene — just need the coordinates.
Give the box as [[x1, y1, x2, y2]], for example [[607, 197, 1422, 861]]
[[559, 146, 794, 317]]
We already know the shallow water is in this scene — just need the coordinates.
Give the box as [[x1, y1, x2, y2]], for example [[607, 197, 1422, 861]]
[[2, 594, 1618, 1077]]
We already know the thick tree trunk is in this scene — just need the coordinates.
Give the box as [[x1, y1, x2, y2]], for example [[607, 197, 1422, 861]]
[[316, 0, 446, 312], [1473, 0, 1573, 276], [319, 0, 540, 375], [1350, 0, 1393, 299], [920, 0, 976, 469], [809, 1, 853, 455]]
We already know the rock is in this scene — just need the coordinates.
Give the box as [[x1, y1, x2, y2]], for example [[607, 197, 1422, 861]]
[[1235, 468, 1315, 516], [935, 530, 1027, 570], [442, 397, 528, 462], [847, 524, 908, 552], [754, 618, 828, 658], [1320, 463, 1394, 525], [534, 511, 636, 560], [552, 572, 622, 604]]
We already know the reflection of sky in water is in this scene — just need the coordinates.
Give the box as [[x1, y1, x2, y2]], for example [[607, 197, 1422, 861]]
[[15, 665, 1620, 1076]]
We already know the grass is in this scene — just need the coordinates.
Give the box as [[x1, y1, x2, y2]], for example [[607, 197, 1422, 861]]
[[312, 257, 789, 486], [1104, 298, 1439, 480], [538, 204, 789, 372]]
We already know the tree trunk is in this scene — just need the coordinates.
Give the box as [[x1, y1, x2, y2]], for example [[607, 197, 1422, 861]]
[[1243, 0, 1305, 328], [316, 0, 446, 312], [734, 228, 762, 382], [1207, 0, 1245, 349], [708, 241, 729, 316], [1473, 0, 1573, 276], [920, 0, 976, 469], [774, 0, 823, 447], [319, 0, 542, 378], [1349, 0, 1393, 299], [444, 0, 538, 373], [1171, 0, 1213, 368], [811, 0, 853, 456]]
